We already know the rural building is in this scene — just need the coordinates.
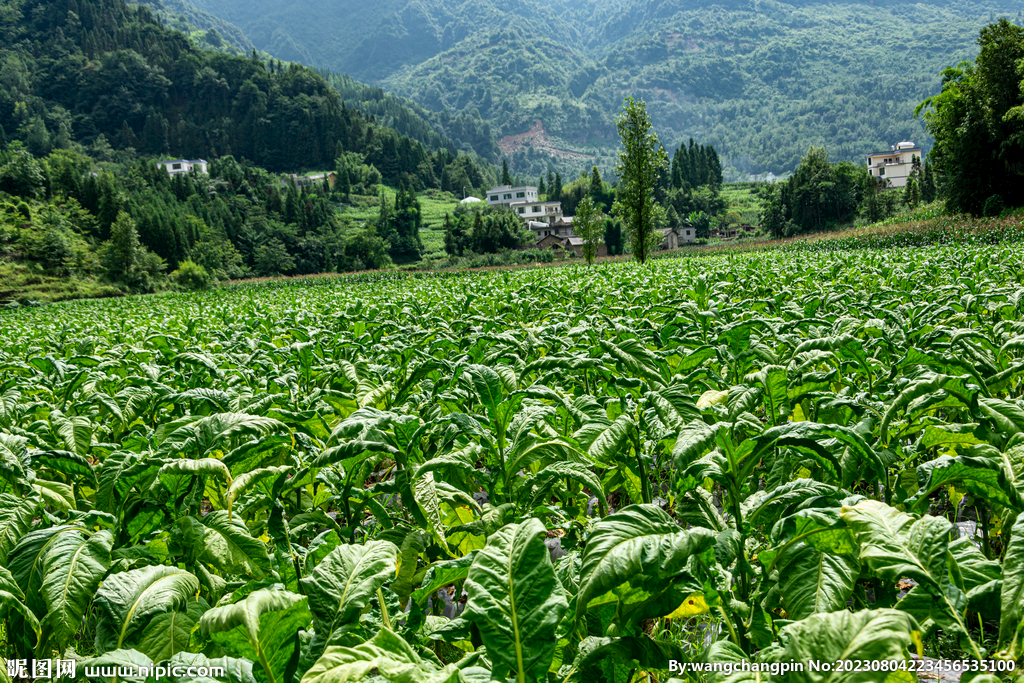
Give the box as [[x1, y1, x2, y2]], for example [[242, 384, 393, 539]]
[[157, 159, 208, 175], [528, 217, 573, 240], [487, 185, 538, 206], [282, 172, 336, 190], [866, 142, 922, 188], [510, 200, 563, 225]]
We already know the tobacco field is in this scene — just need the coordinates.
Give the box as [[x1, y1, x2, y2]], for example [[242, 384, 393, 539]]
[[2, 243, 1024, 683]]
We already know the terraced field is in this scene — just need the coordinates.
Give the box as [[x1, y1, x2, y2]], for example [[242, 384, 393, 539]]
[[2, 241, 1024, 682]]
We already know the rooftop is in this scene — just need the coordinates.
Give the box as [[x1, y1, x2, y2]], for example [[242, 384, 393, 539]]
[[488, 185, 538, 193]]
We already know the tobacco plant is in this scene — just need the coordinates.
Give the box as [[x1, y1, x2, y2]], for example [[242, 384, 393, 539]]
[[1, 245, 1024, 682]]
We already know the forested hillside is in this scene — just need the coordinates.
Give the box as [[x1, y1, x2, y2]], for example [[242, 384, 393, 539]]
[[183, 0, 1024, 178], [0, 0, 492, 182], [0, 0, 504, 302]]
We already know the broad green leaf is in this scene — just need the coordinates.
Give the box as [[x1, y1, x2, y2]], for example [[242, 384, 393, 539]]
[[135, 596, 209, 662], [227, 465, 292, 512], [40, 528, 113, 651], [200, 511, 273, 578], [568, 636, 688, 682], [0, 492, 41, 564], [587, 414, 635, 464], [0, 564, 40, 642], [94, 565, 200, 651], [300, 540, 398, 639], [576, 505, 715, 620], [301, 627, 464, 683], [200, 589, 310, 683], [1000, 523, 1024, 652], [463, 518, 568, 683], [763, 609, 918, 683], [777, 542, 859, 620], [907, 455, 1022, 512]]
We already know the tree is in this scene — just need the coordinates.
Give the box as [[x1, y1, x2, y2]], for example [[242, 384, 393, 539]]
[[501, 159, 512, 185], [611, 96, 667, 264], [552, 172, 562, 203], [102, 211, 141, 281], [603, 219, 624, 255], [918, 19, 1024, 213], [573, 195, 604, 266]]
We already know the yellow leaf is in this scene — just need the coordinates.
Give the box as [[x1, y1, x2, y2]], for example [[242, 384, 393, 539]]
[[947, 485, 965, 509], [792, 403, 807, 422], [696, 389, 729, 410], [666, 592, 709, 619]]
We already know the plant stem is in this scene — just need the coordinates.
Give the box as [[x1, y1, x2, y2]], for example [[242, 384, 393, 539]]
[[378, 587, 392, 630]]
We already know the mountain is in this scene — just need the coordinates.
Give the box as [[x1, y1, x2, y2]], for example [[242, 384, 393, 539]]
[[182, 0, 1024, 178], [133, 0, 260, 56]]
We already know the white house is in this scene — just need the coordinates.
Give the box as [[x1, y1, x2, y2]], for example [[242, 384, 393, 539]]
[[528, 217, 574, 240], [866, 142, 922, 188], [157, 159, 208, 175], [487, 185, 538, 206], [511, 200, 563, 225]]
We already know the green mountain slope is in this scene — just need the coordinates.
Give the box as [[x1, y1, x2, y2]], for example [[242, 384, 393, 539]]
[[182, 0, 1024, 177], [133, 0, 260, 56]]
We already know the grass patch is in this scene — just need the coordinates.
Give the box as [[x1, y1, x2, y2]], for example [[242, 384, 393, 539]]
[[0, 261, 122, 304]]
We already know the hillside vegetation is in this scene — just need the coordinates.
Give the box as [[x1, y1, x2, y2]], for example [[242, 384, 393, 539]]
[[183, 0, 1024, 177]]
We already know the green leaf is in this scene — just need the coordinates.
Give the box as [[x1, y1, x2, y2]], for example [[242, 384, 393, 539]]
[[671, 422, 719, 468], [300, 540, 398, 639], [587, 414, 635, 464], [568, 636, 688, 682], [227, 466, 292, 512], [0, 492, 41, 564], [576, 505, 715, 621], [463, 518, 568, 683], [907, 455, 1022, 512], [200, 511, 273, 578], [94, 565, 200, 652], [200, 589, 311, 683], [0, 564, 40, 643], [135, 596, 209, 662], [763, 609, 918, 683], [524, 461, 606, 515], [841, 500, 964, 630], [999, 523, 1024, 652], [40, 528, 113, 651], [776, 542, 859, 620], [301, 628, 464, 683], [466, 364, 505, 419]]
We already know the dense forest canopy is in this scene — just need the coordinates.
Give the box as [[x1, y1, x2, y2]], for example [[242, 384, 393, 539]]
[[0, 0, 494, 188], [179, 0, 1024, 178]]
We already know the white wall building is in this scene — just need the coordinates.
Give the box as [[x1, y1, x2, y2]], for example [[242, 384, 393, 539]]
[[866, 142, 921, 188], [487, 185, 538, 206], [157, 159, 209, 175], [511, 200, 563, 225]]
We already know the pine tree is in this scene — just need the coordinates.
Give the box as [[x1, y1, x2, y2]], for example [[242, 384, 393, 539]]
[[501, 159, 512, 185], [538, 176, 546, 196], [552, 172, 562, 203]]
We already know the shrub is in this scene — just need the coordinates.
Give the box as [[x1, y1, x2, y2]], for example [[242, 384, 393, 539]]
[[170, 260, 212, 290]]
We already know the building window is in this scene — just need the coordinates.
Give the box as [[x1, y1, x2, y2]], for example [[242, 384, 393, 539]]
[[533, 206, 540, 213], [879, 168, 885, 176], [172, 163, 181, 170], [503, 194, 511, 200], [489, 195, 498, 201], [516, 192, 525, 198], [518, 207, 525, 214], [685, 230, 691, 236]]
